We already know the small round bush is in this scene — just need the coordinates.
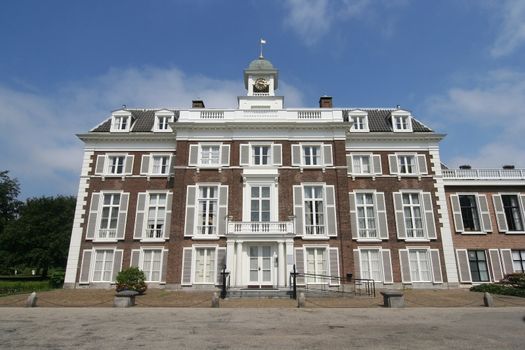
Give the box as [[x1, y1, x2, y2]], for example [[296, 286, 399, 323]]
[[49, 271, 65, 288], [115, 267, 147, 294]]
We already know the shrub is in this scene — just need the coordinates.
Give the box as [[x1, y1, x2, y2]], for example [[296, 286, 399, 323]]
[[0, 280, 51, 296], [501, 273, 525, 289], [49, 271, 65, 288], [470, 283, 525, 298], [115, 267, 147, 294]]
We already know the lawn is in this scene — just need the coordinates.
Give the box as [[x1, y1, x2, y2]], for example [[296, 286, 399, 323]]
[[0, 280, 53, 297]]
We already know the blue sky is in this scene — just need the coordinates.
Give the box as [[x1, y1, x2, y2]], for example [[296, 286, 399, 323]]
[[1, 0, 524, 198]]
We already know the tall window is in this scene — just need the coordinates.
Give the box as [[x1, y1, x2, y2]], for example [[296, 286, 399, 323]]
[[353, 155, 371, 174], [303, 146, 321, 166], [356, 193, 377, 238], [459, 195, 481, 231], [142, 249, 162, 282], [198, 186, 218, 235], [305, 248, 327, 283], [108, 156, 125, 175], [99, 194, 120, 239], [92, 250, 114, 282], [360, 249, 382, 281], [146, 194, 166, 238], [200, 145, 220, 165], [151, 156, 170, 175], [251, 186, 270, 222], [398, 155, 416, 174], [409, 249, 431, 282], [304, 186, 325, 235], [402, 193, 424, 238], [468, 250, 489, 282], [502, 195, 524, 231], [195, 248, 216, 283], [253, 146, 270, 165], [512, 250, 525, 273]]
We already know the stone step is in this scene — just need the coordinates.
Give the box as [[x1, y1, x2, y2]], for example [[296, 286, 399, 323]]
[[226, 288, 293, 299]]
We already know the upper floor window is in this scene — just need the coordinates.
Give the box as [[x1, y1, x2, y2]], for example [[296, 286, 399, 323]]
[[152, 156, 170, 175], [133, 191, 172, 241], [356, 193, 377, 238], [350, 115, 369, 132], [502, 195, 524, 231], [402, 193, 425, 238], [110, 114, 132, 132], [95, 154, 134, 177], [239, 143, 282, 167], [99, 193, 121, 239], [347, 154, 382, 176], [198, 186, 218, 236], [188, 143, 230, 168], [388, 153, 427, 176], [304, 186, 325, 235], [349, 191, 388, 240], [291, 143, 333, 168], [450, 193, 492, 234], [393, 191, 436, 240], [398, 155, 416, 175], [253, 146, 271, 165], [85, 192, 129, 241], [154, 115, 173, 132], [392, 114, 412, 132], [293, 184, 337, 237], [146, 193, 167, 239], [184, 184, 228, 238], [108, 156, 125, 175], [460, 195, 481, 232], [304, 146, 321, 166]]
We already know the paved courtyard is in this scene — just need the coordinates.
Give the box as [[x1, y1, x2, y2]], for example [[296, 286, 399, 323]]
[[1, 307, 525, 349]]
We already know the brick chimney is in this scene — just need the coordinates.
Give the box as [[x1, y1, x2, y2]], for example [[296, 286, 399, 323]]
[[319, 96, 333, 108], [503, 165, 515, 170], [192, 100, 205, 108]]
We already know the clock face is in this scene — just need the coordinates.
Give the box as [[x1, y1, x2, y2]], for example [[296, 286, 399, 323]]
[[254, 78, 269, 90]]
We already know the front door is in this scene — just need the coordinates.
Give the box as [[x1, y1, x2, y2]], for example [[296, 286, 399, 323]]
[[249, 246, 273, 287]]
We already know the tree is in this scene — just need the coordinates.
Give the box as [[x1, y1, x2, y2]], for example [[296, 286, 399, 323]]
[[0, 170, 21, 233], [0, 196, 76, 276]]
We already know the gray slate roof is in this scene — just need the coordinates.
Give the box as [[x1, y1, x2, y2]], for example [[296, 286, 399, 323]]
[[92, 108, 432, 133]]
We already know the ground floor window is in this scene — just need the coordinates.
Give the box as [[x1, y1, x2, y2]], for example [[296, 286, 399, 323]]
[[305, 248, 327, 283], [92, 250, 114, 282], [195, 248, 216, 283], [409, 249, 431, 282], [142, 249, 162, 282], [512, 250, 525, 273], [360, 249, 382, 281], [468, 250, 489, 282]]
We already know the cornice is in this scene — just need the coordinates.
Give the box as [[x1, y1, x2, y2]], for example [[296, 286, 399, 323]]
[[346, 132, 446, 143], [77, 132, 177, 143]]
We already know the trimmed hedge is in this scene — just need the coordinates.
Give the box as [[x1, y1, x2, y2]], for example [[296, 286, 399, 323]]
[[0, 280, 52, 296], [470, 273, 525, 298]]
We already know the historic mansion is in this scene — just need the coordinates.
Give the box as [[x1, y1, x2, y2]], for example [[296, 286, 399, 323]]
[[64, 55, 525, 290]]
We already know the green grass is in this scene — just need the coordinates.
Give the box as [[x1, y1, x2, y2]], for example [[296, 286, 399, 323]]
[[0, 280, 53, 297]]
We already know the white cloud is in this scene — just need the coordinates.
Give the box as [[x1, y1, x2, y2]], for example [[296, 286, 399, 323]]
[[490, 0, 525, 57], [425, 69, 525, 167], [0, 66, 304, 198]]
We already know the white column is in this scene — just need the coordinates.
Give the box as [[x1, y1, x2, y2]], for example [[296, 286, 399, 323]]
[[236, 241, 243, 287], [278, 242, 285, 287], [226, 241, 235, 276], [285, 239, 294, 287]]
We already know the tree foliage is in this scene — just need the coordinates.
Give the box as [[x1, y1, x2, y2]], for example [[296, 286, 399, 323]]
[[0, 170, 21, 233]]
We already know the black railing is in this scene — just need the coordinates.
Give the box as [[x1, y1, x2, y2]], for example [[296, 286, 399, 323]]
[[219, 266, 230, 299], [353, 278, 376, 297]]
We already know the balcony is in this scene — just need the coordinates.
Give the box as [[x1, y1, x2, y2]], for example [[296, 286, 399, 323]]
[[227, 221, 294, 236], [442, 168, 525, 185]]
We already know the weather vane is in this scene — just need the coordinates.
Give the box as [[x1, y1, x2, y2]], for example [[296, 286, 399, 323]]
[[260, 38, 266, 58]]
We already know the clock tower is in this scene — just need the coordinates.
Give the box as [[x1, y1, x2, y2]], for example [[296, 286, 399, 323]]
[[238, 56, 284, 109]]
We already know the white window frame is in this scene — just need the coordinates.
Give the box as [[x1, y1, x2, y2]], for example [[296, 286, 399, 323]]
[[251, 143, 273, 166], [97, 192, 122, 241], [352, 154, 373, 175], [303, 185, 326, 236], [106, 154, 127, 175], [349, 113, 369, 132], [193, 246, 218, 285], [397, 154, 417, 175], [199, 144, 221, 166], [242, 180, 279, 222], [304, 245, 329, 284], [457, 193, 484, 234], [391, 112, 413, 132], [91, 248, 115, 282], [150, 154, 172, 176], [144, 192, 167, 240], [302, 144, 322, 167], [196, 185, 219, 237], [355, 191, 378, 240], [500, 193, 525, 233], [153, 111, 174, 132], [359, 248, 383, 281], [401, 191, 426, 240], [408, 248, 432, 282], [140, 248, 164, 283], [110, 111, 132, 132]]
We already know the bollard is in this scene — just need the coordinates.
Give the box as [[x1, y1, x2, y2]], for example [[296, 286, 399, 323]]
[[211, 292, 220, 308], [483, 292, 494, 307], [297, 292, 305, 308], [26, 292, 37, 307]]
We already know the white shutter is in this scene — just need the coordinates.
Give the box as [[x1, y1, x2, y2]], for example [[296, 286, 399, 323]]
[[161, 249, 169, 283], [489, 249, 504, 282], [349, 193, 358, 239], [381, 250, 393, 284], [346, 154, 353, 174], [417, 154, 428, 174], [422, 192, 437, 239], [450, 194, 464, 232], [325, 185, 337, 237], [140, 155, 150, 175], [430, 249, 443, 284], [322, 144, 333, 166], [353, 249, 361, 280], [399, 249, 411, 284], [393, 192, 406, 239], [291, 144, 301, 166], [492, 194, 508, 232], [293, 186, 304, 236], [521, 195, 525, 225], [168, 155, 175, 177], [181, 248, 193, 285], [456, 249, 472, 283], [116, 193, 129, 240], [188, 144, 199, 166], [184, 186, 197, 237], [239, 144, 250, 166], [164, 192, 173, 239], [217, 186, 228, 236], [130, 249, 140, 267], [111, 249, 123, 282], [220, 144, 230, 166], [95, 155, 106, 175], [500, 249, 514, 275], [133, 192, 147, 239], [388, 155, 398, 175], [329, 248, 340, 285], [478, 195, 492, 232], [79, 250, 93, 284], [376, 192, 388, 240], [272, 143, 282, 166], [372, 154, 382, 175], [124, 155, 134, 175], [294, 247, 305, 285], [86, 193, 100, 240], [216, 247, 227, 285]]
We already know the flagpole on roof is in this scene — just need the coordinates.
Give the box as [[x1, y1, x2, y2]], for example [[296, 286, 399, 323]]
[[260, 38, 266, 58]]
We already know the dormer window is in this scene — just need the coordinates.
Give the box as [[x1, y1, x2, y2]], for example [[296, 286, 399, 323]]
[[154, 111, 174, 132], [392, 112, 413, 132], [110, 112, 132, 132]]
